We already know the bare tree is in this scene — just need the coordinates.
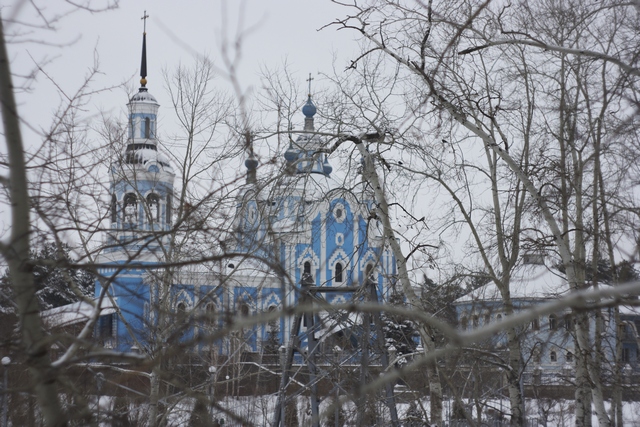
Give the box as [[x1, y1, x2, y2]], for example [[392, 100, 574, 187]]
[[328, 0, 640, 426]]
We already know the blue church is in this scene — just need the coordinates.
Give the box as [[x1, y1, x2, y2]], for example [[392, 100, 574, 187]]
[[94, 29, 396, 358]]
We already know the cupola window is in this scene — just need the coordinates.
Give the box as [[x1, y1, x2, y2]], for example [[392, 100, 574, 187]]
[[123, 193, 138, 225], [142, 117, 153, 139], [146, 193, 160, 223], [166, 191, 173, 225], [110, 194, 117, 224]]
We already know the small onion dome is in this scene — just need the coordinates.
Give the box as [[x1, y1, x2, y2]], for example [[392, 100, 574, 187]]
[[302, 96, 317, 118], [245, 152, 259, 170], [323, 156, 332, 175], [284, 142, 298, 162]]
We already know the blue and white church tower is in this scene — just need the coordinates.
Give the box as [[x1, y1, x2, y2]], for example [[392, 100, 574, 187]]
[[96, 27, 175, 349]]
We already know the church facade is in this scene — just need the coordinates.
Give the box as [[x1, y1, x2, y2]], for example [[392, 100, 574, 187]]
[[94, 31, 396, 357]]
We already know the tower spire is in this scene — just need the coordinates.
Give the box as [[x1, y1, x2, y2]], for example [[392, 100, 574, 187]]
[[140, 11, 149, 90]]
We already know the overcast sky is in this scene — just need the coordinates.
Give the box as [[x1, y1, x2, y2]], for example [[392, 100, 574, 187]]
[[5, 0, 359, 144]]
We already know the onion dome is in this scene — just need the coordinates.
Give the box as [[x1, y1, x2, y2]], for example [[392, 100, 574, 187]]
[[302, 96, 317, 118], [284, 142, 298, 163], [245, 151, 259, 170]]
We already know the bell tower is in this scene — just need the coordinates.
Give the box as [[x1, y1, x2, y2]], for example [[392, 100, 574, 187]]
[[106, 14, 175, 256]]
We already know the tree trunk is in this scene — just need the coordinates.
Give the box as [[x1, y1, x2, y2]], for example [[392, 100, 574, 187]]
[[0, 14, 66, 427], [506, 328, 524, 427], [356, 141, 443, 425]]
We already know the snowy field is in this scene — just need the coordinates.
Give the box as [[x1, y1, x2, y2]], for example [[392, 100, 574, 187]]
[[90, 394, 640, 426]]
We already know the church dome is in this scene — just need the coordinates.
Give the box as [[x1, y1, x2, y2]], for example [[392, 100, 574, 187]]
[[284, 143, 298, 163], [245, 153, 259, 170], [130, 89, 158, 104], [124, 148, 173, 172], [302, 96, 317, 118]]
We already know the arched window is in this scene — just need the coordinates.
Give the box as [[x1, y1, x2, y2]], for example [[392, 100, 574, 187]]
[[472, 315, 479, 328], [176, 302, 186, 321], [166, 191, 173, 225], [460, 317, 468, 330], [144, 117, 151, 139], [566, 351, 574, 363], [533, 348, 541, 364], [532, 318, 540, 331], [146, 193, 160, 223], [240, 303, 250, 317], [205, 303, 216, 328], [98, 314, 114, 338], [335, 262, 344, 283], [123, 193, 137, 224], [304, 261, 311, 275], [533, 368, 542, 385], [267, 305, 278, 332], [496, 314, 503, 321], [549, 314, 558, 331], [111, 194, 117, 224], [484, 314, 490, 325], [365, 264, 374, 282], [550, 350, 557, 363], [564, 314, 573, 331]]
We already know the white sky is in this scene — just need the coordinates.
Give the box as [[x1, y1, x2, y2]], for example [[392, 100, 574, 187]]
[[5, 0, 359, 146], [1, 1, 441, 279]]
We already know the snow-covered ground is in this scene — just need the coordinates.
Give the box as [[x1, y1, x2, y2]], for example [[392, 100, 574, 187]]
[[89, 394, 640, 426]]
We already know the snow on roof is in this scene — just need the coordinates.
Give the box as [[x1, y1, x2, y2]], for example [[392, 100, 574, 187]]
[[620, 303, 640, 316], [41, 299, 117, 328], [316, 310, 362, 342], [455, 263, 569, 303]]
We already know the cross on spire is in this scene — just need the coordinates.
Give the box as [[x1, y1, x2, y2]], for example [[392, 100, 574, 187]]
[[141, 11, 149, 33], [139, 11, 149, 88], [307, 73, 314, 97]]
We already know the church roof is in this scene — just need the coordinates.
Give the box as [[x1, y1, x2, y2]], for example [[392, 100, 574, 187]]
[[130, 90, 158, 104], [41, 298, 117, 328], [125, 147, 172, 171], [455, 263, 569, 303]]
